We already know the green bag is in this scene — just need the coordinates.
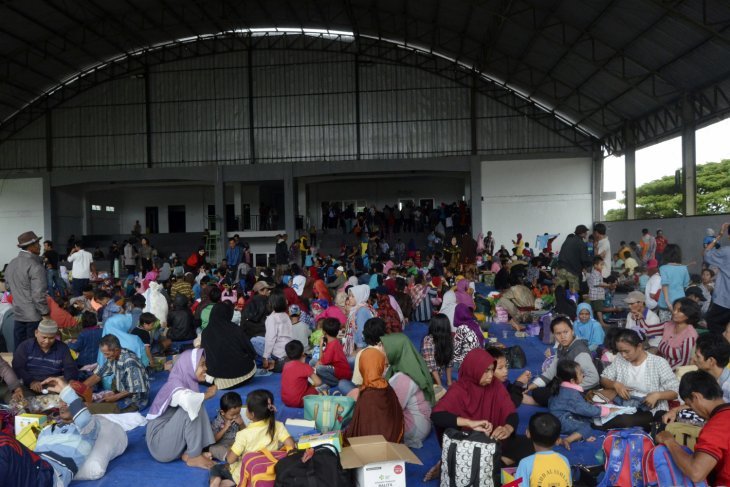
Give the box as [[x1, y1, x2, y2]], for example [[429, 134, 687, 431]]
[[303, 395, 355, 433]]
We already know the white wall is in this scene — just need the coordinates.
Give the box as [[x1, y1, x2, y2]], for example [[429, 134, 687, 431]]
[[0, 177, 46, 268], [306, 175, 466, 227], [481, 157, 593, 252], [86, 185, 214, 234]]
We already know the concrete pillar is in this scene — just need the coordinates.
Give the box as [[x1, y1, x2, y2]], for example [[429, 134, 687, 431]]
[[42, 172, 53, 241], [624, 124, 636, 220], [297, 179, 307, 229], [214, 166, 226, 260], [233, 182, 243, 232], [284, 164, 296, 236], [469, 157, 483, 236], [681, 95, 697, 216], [591, 143, 604, 222]]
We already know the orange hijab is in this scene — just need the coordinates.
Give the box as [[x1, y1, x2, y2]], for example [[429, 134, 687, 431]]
[[313, 279, 332, 303], [359, 348, 388, 389]]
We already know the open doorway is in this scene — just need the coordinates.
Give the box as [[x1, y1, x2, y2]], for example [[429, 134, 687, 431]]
[[145, 207, 159, 234], [168, 205, 186, 233]]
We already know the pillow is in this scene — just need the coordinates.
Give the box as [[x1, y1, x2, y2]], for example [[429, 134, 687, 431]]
[[75, 416, 128, 480]]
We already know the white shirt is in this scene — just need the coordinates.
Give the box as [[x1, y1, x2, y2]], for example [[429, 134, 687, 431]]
[[596, 237, 612, 278], [645, 273, 662, 310], [67, 249, 93, 279], [624, 359, 649, 398]]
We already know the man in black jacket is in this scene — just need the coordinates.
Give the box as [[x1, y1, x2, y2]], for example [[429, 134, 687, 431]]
[[274, 234, 289, 279], [556, 225, 592, 292]]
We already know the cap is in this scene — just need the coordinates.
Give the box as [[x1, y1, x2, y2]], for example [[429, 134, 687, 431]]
[[625, 291, 645, 304], [685, 286, 707, 301], [253, 280, 275, 292], [336, 266, 345, 272], [17, 231, 42, 248], [37, 317, 58, 335], [288, 304, 301, 316], [646, 259, 659, 269]]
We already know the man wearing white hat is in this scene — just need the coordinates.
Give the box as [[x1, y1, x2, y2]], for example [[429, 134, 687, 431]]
[[5, 231, 50, 351]]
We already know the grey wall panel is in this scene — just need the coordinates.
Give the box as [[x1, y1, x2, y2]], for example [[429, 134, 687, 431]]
[[0, 117, 45, 170]]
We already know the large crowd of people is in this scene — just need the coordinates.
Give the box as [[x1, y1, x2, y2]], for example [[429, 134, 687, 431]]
[[1, 217, 729, 486]]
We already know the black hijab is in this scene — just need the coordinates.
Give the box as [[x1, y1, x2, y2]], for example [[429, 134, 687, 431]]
[[201, 302, 256, 379]]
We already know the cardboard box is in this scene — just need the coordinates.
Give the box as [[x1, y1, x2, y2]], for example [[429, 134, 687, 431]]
[[340, 435, 422, 487], [285, 418, 317, 441], [298, 430, 343, 452], [15, 413, 47, 434], [16, 423, 41, 450]]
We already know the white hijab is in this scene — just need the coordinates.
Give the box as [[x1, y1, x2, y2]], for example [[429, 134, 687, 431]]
[[440, 290, 458, 332], [291, 275, 306, 296]]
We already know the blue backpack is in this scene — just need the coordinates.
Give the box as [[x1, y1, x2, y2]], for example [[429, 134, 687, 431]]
[[597, 428, 654, 487], [644, 445, 709, 487]]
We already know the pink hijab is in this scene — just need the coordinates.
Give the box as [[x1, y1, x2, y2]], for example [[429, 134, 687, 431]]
[[455, 279, 475, 309]]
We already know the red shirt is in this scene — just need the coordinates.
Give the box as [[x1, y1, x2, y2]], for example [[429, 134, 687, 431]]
[[281, 360, 317, 408], [694, 403, 730, 486], [320, 338, 352, 380]]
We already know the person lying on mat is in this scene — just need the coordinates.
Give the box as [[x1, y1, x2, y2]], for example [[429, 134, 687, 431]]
[[0, 376, 100, 487], [656, 371, 730, 486]]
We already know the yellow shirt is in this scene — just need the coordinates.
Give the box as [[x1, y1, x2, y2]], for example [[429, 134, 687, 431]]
[[229, 420, 291, 483]]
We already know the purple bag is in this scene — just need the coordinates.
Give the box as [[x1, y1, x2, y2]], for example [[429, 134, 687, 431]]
[[540, 312, 554, 344]]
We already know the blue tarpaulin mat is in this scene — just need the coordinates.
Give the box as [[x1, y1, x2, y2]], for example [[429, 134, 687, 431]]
[[74, 321, 602, 486]]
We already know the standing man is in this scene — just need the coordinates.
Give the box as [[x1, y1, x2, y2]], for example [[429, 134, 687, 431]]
[[639, 228, 656, 264], [274, 234, 289, 279], [225, 238, 242, 269], [5, 231, 50, 351], [42, 240, 66, 298], [123, 240, 137, 276], [704, 222, 730, 335], [67, 241, 95, 297], [593, 223, 612, 279], [644, 259, 662, 311], [484, 230, 495, 256], [555, 225, 592, 293]]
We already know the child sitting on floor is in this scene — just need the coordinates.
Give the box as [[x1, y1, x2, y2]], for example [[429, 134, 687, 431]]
[[485, 346, 531, 407], [548, 359, 613, 450], [209, 389, 294, 487], [281, 340, 321, 407], [515, 413, 572, 486], [289, 305, 311, 354], [68, 311, 103, 368], [209, 392, 244, 461], [315, 318, 352, 388]]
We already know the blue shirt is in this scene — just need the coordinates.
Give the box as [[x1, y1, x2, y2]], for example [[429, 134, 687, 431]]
[[705, 246, 730, 309], [658, 264, 690, 309], [67, 327, 103, 367], [226, 246, 243, 268], [12, 339, 79, 384]]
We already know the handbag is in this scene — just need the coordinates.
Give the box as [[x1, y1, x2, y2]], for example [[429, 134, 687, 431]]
[[303, 395, 355, 433], [441, 428, 500, 487]]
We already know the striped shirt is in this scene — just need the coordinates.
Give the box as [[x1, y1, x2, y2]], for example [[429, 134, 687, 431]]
[[412, 287, 437, 323], [657, 324, 698, 371]]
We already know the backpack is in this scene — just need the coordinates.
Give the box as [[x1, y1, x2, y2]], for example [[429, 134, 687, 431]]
[[644, 445, 708, 486], [597, 428, 654, 487], [441, 428, 500, 487], [239, 450, 288, 487], [664, 422, 702, 451], [274, 444, 350, 487]]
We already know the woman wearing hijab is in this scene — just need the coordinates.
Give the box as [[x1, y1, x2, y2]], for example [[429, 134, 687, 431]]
[[424, 349, 532, 481], [381, 333, 434, 448], [241, 294, 268, 338], [343, 284, 376, 356], [452, 304, 484, 367], [438, 290, 458, 331], [345, 348, 404, 443], [573, 302, 606, 352], [97, 314, 149, 390], [201, 303, 257, 389], [313, 279, 332, 304], [454, 278, 475, 309], [146, 348, 217, 469], [376, 289, 403, 334]]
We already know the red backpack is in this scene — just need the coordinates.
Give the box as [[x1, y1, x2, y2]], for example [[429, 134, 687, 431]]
[[598, 428, 654, 487]]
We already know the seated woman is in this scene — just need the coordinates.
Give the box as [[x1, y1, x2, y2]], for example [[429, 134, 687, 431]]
[[344, 348, 404, 443], [599, 328, 679, 429], [523, 316, 599, 407], [201, 303, 257, 389], [438, 290, 458, 331], [496, 277, 536, 331], [573, 303, 605, 352], [146, 348, 217, 469], [624, 290, 663, 347], [657, 297, 700, 370], [421, 314, 454, 389], [452, 304, 484, 367], [381, 333, 435, 448], [343, 284, 376, 356], [425, 349, 533, 481]]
